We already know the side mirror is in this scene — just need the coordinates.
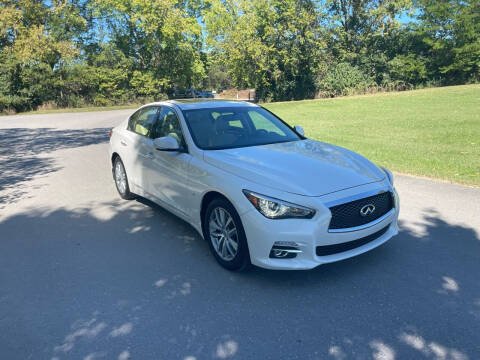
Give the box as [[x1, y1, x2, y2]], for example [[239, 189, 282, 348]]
[[294, 125, 305, 137], [154, 135, 181, 151]]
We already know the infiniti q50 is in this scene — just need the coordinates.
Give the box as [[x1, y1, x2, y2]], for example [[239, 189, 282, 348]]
[[109, 100, 399, 270]]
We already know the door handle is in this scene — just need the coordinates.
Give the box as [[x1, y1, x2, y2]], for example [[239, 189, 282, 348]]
[[141, 152, 154, 159], [120, 140, 127, 146]]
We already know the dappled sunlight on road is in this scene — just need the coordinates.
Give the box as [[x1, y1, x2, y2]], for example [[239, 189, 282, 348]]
[[117, 350, 131, 360], [109, 323, 133, 338], [329, 345, 346, 360], [370, 340, 396, 360], [441, 276, 460, 293], [216, 340, 239, 359], [0, 137, 479, 360], [399, 331, 469, 360], [54, 314, 107, 354], [154, 279, 168, 288]]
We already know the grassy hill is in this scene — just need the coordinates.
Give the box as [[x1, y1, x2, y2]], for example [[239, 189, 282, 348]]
[[265, 85, 480, 186]]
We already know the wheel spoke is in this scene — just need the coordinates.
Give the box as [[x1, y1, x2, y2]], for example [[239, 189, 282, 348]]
[[218, 208, 226, 225], [224, 215, 233, 228], [212, 236, 220, 250], [226, 227, 236, 236], [209, 220, 221, 232], [217, 236, 223, 254], [225, 237, 237, 255], [213, 208, 222, 228]]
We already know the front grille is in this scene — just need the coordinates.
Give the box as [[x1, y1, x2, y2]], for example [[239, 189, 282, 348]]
[[328, 191, 393, 230], [316, 224, 390, 256]]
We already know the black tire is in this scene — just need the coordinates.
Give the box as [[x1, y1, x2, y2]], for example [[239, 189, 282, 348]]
[[113, 157, 135, 200], [203, 197, 251, 271]]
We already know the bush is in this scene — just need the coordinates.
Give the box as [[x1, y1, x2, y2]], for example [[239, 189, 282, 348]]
[[316, 62, 375, 97], [388, 55, 428, 85], [0, 95, 31, 113]]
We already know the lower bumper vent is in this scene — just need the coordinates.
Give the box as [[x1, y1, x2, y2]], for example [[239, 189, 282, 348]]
[[316, 224, 390, 257]]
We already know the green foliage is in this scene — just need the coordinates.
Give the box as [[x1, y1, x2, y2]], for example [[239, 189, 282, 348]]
[[92, 0, 205, 88], [388, 54, 428, 84], [317, 63, 375, 97], [0, 0, 479, 112], [203, 58, 232, 92], [204, 0, 325, 101], [414, 0, 480, 83]]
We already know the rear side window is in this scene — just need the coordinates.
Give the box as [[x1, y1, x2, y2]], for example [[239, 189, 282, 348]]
[[128, 106, 159, 137]]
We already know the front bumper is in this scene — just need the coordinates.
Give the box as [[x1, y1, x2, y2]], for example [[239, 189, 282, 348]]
[[241, 187, 400, 270]]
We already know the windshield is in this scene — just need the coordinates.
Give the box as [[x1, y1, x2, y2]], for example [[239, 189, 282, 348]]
[[182, 106, 301, 150]]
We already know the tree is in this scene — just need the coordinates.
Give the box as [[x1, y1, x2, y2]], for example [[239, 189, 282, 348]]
[[92, 0, 206, 90], [0, 0, 86, 111], [203, 0, 326, 101], [414, 0, 480, 83]]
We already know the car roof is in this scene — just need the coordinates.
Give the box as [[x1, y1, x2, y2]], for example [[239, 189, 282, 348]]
[[143, 99, 258, 111]]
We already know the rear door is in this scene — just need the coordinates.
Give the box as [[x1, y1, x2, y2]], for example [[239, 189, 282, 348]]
[[121, 106, 160, 194]]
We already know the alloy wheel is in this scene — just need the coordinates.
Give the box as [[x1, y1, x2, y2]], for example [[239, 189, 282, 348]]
[[114, 161, 127, 195], [208, 207, 239, 261]]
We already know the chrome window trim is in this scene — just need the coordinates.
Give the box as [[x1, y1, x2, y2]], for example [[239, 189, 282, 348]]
[[328, 208, 395, 233]]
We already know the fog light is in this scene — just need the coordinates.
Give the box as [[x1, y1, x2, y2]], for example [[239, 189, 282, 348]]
[[269, 242, 301, 259]]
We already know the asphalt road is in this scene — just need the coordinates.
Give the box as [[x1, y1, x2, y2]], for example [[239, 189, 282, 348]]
[[1, 110, 479, 360]]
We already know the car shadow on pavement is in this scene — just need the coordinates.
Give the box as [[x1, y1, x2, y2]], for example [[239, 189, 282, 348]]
[[0, 127, 110, 206], [0, 200, 478, 359]]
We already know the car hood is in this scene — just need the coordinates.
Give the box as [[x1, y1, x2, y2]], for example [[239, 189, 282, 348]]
[[203, 139, 385, 197]]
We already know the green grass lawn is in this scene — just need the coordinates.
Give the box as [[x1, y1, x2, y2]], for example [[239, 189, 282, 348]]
[[264, 84, 480, 186]]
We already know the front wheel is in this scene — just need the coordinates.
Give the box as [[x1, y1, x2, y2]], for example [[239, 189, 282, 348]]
[[203, 198, 251, 271], [113, 157, 135, 200]]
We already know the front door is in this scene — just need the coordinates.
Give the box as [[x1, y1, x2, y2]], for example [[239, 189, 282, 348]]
[[144, 106, 193, 218]]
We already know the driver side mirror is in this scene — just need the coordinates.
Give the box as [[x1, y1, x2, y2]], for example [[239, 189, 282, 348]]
[[294, 125, 305, 137], [154, 135, 181, 152]]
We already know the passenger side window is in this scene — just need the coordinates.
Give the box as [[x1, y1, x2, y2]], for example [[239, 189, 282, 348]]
[[128, 106, 159, 138], [151, 107, 186, 147], [248, 110, 286, 136]]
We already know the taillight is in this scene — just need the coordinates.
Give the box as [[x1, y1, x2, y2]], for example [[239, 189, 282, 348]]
[[109, 129, 113, 138]]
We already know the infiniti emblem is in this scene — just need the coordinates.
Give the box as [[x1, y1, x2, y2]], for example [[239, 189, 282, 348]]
[[360, 204, 375, 217]]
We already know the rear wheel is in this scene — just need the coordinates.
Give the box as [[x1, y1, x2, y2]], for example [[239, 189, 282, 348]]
[[113, 157, 135, 200], [203, 198, 251, 271]]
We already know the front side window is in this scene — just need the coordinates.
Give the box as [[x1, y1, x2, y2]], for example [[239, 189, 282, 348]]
[[151, 107, 186, 147], [182, 106, 300, 150], [128, 106, 159, 138]]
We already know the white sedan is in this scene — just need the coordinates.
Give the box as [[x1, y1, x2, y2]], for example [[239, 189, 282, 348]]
[[109, 100, 399, 270]]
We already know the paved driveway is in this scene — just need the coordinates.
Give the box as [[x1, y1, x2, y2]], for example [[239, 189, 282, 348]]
[[1, 110, 479, 360]]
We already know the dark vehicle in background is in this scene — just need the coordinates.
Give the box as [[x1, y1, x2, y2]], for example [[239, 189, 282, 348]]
[[169, 89, 214, 99], [198, 91, 214, 98], [169, 89, 185, 99], [169, 89, 199, 99], [184, 89, 198, 98]]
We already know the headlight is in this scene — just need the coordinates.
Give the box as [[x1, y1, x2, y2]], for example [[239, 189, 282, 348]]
[[381, 167, 393, 185], [242, 190, 315, 219]]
